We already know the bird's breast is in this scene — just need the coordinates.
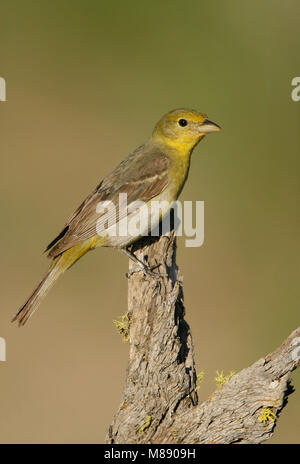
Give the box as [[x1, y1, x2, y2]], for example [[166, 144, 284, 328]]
[[168, 154, 191, 199]]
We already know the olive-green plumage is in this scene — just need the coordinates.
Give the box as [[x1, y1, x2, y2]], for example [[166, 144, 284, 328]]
[[12, 108, 220, 326]]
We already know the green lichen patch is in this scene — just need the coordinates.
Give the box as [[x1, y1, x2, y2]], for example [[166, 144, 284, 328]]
[[215, 370, 235, 387], [138, 415, 152, 434], [113, 312, 131, 342], [258, 408, 277, 425]]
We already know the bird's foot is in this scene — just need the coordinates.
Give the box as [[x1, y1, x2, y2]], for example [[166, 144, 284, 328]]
[[121, 247, 167, 279], [126, 262, 167, 279]]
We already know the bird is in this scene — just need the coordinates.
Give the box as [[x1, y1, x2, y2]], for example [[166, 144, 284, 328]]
[[12, 108, 220, 326]]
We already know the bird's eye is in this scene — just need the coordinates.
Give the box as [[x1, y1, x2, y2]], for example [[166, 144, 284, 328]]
[[178, 118, 188, 127]]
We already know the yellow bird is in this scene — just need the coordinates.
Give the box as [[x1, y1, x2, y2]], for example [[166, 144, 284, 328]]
[[12, 109, 220, 326]]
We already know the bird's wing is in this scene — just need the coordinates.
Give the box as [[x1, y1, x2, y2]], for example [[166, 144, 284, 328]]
[[46, 146, 170, 258]]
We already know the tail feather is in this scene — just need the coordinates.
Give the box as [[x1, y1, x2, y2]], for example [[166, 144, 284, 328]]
[[13, 238, 99, 326], [12, 257, 64, 326]]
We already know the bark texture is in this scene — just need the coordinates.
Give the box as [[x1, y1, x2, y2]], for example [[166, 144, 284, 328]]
[[107, 232, 300, 444]]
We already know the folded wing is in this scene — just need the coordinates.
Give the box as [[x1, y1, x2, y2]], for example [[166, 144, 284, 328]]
[[46, 146, 170, 258]]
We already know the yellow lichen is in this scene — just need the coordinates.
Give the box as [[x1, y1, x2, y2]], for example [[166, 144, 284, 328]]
[[138, 415, 152, 434], [215, 370, 235, 387], [258, 408, 276, 424], [195, 371, 205, 392], [113, 312, 131, 342], [120, 400, 128, 410]]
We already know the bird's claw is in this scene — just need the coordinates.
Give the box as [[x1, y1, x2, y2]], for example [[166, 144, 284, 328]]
[[126, 262, 167, 279]]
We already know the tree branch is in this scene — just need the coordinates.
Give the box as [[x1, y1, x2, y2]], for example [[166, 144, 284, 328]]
[[106, 232, 300, 444]]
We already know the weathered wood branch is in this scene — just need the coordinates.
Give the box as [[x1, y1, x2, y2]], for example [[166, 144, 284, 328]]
[[106, 231, 300, 444]]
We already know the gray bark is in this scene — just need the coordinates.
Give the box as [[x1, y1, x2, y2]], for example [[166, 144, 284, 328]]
[[107, 232, 300, 444]]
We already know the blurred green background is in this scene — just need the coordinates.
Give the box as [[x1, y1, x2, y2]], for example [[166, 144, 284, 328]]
[[0, 0, 299, 443]]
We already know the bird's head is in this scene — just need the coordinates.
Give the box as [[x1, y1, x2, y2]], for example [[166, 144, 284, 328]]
[[152, 108, 221, 152]]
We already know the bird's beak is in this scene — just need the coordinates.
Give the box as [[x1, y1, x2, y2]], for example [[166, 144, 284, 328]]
[[198, 119, 221, 134]]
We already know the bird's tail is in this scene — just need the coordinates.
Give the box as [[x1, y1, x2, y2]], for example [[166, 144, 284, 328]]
[[12, 256, 65, 326], [12, 238, 100, 326]]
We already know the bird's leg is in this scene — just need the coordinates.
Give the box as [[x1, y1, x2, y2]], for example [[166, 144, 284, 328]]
[[121, 247, 167, 279]]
